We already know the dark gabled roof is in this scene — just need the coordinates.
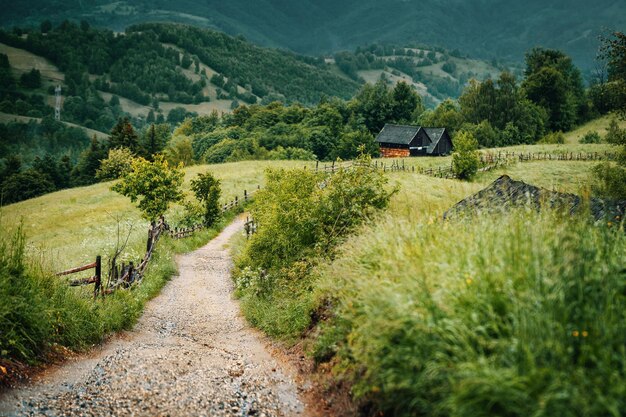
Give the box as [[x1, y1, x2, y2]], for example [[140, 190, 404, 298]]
[[443, 175, 626, 221], [423, 128, 444, 151], [376, 124, 421, 145]]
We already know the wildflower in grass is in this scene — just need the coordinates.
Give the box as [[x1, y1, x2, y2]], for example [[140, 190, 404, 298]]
[[608, 222, 613, 227], [582, 331, 588, 337], [572, 330, 580, 337]]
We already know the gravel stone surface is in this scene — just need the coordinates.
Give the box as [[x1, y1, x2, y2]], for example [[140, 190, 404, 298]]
[[0, 218, 306, 417]]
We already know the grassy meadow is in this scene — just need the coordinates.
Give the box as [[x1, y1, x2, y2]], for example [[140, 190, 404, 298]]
[[2, 135, 622, 411], [230, 140, 624, 415], [1, 159, 310, 271]]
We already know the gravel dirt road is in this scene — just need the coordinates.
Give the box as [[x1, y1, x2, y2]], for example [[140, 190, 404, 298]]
[[0, 218, 306, 416]]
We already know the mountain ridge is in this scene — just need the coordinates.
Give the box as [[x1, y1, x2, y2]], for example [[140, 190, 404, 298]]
[[0, 0, 624, 68]]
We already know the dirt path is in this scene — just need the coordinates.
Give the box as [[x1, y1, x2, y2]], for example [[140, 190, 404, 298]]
[[0, 218, 306, 416]]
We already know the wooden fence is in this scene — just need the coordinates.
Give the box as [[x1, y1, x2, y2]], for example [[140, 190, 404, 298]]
[[244, 216, 257, 239], [56, 255, 102, 299], [376, 150, 616, 180], [55, 187, 259, 299], [171, 187, 261, 239]]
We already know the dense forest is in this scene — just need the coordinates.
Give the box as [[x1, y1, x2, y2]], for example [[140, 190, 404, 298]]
[[0, 0, 623, 70], [0, 21, 359, 108], [333, 43, 515, 105]]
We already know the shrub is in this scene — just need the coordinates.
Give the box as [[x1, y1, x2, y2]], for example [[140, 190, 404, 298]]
[[234, 153, 393, 338], [190, 172, 221, 226], [452, 130, 479, 180], [241, 154, 391, 271], [0, 225, 98, 366], [538, 130, 565, 144], [95, 147, 134, 181], [1, 170, 56, 204], [580, 130, 602, 144], [594, 118, 626, 199]]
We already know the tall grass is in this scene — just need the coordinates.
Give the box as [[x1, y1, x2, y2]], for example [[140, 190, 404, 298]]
[[314, 211, 626, 416], [0, 212, 236, 382]]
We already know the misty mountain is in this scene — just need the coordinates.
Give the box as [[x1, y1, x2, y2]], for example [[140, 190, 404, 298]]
[[1, 0, 624, 68]]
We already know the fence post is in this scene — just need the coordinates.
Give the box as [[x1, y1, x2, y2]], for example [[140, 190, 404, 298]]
[[244, 190, 248, 202], [147, 222, 154, 252], [94, 255, 101, 299]]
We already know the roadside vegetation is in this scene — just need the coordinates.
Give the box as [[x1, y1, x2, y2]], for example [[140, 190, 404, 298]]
[[0, 213, 233, 381]]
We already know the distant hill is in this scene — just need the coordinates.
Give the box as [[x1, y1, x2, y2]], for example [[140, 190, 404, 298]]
[[0, 22, 360, 135], [1, 0, 624, 69], [331, 44, 517, 107]]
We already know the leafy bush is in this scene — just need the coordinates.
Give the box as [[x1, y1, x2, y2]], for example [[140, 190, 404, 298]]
[[0, 225, 98, 365], [452, 130, 479, 180], [316, 211, 626, 417], [580, 130, 602, 144], [235, 153, 393, 338], [594, 118, 626, 199], [190, 172, 221, 226], [95, 147, 134, 181], [538, 130, 566, 144]]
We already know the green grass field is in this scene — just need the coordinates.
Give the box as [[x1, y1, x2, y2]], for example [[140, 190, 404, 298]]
[[0, 160, 311, 271], [564, 115, 626, 144]]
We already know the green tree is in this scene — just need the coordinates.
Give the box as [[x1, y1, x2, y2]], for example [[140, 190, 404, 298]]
[[20, 69, 42, 89], [391, 81, 424, 123], [599, 32, 626, 118], [165, 135, 195, 166], [352, 80, 393, 134], [109, 117, 140, 152], [334, 129, 379, 160], [140, 123, 170, 160], [593, 34, 626, 199], [96, 147, 135, 181], [452, 130, 479, 180], [190, 172, 221, 226], [71, 136, 107, 185], [40, 20, 52, 34], [522, 48, 585, 131], [0, 53, 9, 68], [1, 170, 55, 204], [418, 99, 464, 135], [111, 155, 184, 221]]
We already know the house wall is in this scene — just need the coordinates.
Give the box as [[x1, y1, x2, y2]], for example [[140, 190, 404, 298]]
[[435, 132, 453, 155], [380, 146, 410, 158], [410, 130, 432, 148]]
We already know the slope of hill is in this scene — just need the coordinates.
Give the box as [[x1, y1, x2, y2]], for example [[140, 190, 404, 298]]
[[333, 44, 515, 106], [0, 21, 360, 120], [1, 0, 624, 69]]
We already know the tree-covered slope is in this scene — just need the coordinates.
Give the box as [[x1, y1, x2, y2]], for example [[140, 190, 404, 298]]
[[1, 0, 624, 69], [0, 21, 359, 108]]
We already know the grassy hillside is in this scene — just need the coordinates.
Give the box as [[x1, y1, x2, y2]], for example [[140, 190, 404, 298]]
[[1, 0, 623, 69], [229, 146, 624, 415], [1, 160, 311, 270], [564, 114, 626, 144], [3, 139, 611, 270], [334, 44, 511, 106], [0, 22, 359, 110]]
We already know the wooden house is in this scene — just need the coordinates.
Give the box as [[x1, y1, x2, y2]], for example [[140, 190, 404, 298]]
[[376, 124, 453, 157]]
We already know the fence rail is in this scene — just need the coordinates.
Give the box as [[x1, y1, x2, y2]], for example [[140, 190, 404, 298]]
[[375, 150, 616, 180], [54, 186, 259, 300], [56, 255, 102, 298]]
